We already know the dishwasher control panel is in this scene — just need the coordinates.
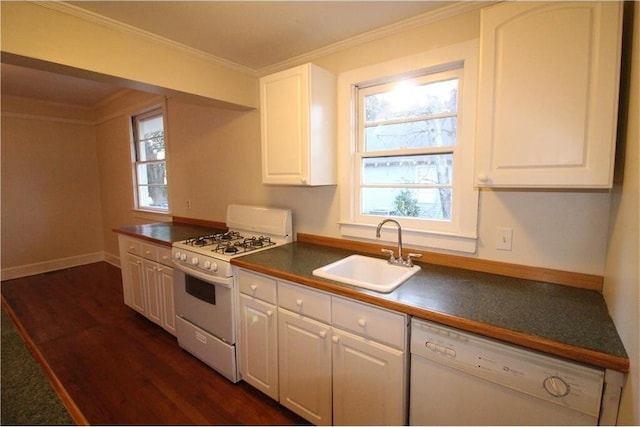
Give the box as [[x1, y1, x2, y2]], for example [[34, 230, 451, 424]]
[[410, 318, 605, 417]]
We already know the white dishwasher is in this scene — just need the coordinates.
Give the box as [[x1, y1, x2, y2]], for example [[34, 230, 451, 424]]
[[410, 318, 605, 426]]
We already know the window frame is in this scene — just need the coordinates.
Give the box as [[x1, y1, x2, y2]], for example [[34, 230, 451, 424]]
[[131, 106, 170, 214], [337, 40, 480, 253]]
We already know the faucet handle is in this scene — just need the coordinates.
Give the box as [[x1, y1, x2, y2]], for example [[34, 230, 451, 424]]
[[406, 253, 422, 267], [381, 248, 395, 262]]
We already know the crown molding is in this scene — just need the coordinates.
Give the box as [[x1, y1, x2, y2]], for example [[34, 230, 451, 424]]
[[256, 1, 492, 76], [31, 1, 491, 79], [33, 1, 257, 76]]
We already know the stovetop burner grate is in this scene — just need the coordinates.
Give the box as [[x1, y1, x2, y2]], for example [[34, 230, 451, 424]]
[[183, 232, 275, 256]]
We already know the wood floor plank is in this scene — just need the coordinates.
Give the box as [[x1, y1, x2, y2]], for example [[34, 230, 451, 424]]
[[1, 262, 308, 425]]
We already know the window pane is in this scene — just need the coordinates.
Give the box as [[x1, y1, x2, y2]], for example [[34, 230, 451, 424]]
[[137, 185, 168, 210], [361, 187, 452, 220], [138, 115, 163, 138], [136, 162, 167, 186], [137, 137, 165, 162], [362, 154, 453, 185], [365, 78, 458, 123], [137, 115, 165, 161], [365, 117, 457, 151], [136, 160, 167, 209]]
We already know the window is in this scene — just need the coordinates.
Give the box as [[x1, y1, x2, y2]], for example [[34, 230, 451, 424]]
[[357, 70, 460, 223], [338, 40, 479, 253], [131, 108, 169, 212]]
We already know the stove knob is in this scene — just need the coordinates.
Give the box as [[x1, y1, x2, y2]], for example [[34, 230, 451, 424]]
[[180, 253, 187, 262], [203, 260, 211, 270], [173, 251, 181, 260], [210, 262, 218, 272], [191, 257, 199, 266]]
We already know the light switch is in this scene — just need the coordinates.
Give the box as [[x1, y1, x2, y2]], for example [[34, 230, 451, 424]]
[[496, 227, 513, 251]]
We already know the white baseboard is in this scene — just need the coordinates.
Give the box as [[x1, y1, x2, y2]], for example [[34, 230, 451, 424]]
[[104, 251, 121, 269], [1, 252, 109, 281]]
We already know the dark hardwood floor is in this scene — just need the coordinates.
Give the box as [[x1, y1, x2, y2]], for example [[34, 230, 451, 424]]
[[1, 262, 308, 425]]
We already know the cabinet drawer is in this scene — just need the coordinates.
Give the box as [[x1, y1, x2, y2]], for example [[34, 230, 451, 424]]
[[157, 246, 173, 267], [141, 243, 159, 262], [278, 281, 330, 323], [332, 297, 407, 349], [125, 239, 142, 256], [238, 270, 277, 304]]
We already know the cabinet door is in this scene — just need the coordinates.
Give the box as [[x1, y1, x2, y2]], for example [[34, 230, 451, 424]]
[[260, 63, 336, 186], [125, 254, 146, 315], [278, 308, 332, 425], [239, 294, 278, 400], [475, 2, 622, 188], [261, 65, 308, 185], [332, 328, 406, 426], [142, 259, 163, 327], [158, 265, 175, 335]]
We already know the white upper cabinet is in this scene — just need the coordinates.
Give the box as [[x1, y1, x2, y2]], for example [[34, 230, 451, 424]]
[[475, 2, 623, 188], [260, 63, 336, 186]]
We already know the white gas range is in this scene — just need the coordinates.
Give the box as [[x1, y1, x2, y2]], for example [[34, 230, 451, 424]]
[[172, 204, 293, 279], [171, 204, 292, 382]]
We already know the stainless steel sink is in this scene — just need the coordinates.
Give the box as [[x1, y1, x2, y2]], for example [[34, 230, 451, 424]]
[[312, 254, 420, 293]]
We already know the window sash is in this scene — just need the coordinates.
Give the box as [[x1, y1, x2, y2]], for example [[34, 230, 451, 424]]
[[354, 69, 462, 228]]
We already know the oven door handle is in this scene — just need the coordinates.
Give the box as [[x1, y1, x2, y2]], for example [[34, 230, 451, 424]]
[[172, 261, 234, 288]]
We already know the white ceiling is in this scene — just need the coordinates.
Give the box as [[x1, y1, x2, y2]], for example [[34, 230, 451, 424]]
[[66, 1, 449, 71], [1, 1, 456, 107]]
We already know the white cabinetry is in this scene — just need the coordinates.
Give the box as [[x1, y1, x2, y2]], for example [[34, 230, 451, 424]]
[[235, 268, 409, 425], [120, 238, 146, 314], [117, 235, 176, 335], [475, 1, 623, 188], [260, 63, 336, 186], [238, 269, 279, 400], [278, 281, 333, 425], [331, 297, 407, 426], [158, 263, 175, 334]]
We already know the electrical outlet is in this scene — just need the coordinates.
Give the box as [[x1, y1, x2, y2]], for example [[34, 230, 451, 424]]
[[496, 227, 513, 251]]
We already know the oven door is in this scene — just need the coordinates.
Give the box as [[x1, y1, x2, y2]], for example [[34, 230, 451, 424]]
[[173, 266, 235, 345]]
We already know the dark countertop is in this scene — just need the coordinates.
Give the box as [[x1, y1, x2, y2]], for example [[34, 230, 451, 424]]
[[232, 242, 629, 372], [113, 221, 628, 372], [114, 222, 226, 246]]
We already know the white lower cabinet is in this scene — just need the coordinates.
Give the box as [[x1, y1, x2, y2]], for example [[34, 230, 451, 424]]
[[238, 269, 279, 400], [124, 253, 146, 315], [158, 263, 175, 335], [332, 328, 405, 426], [143, 259, 164, 326], [236, 268, 408, 426], [331, 296, 407, 426], [117, 235, 176, 336], [239, 294, 279, 400], [278, 308, 333, 425]]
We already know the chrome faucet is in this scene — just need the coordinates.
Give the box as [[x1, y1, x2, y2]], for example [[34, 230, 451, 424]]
[[375, 219, 422, 267]]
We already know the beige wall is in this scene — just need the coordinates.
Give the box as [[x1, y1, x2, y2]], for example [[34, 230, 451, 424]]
[[1, 97, 104, 276], [94, 90, 167, 262], [603, 3, 640, 424]]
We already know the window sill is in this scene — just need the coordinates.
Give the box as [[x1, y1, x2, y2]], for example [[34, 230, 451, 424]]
[[338, 221, 477, 254], [132, 209, 172, 223]]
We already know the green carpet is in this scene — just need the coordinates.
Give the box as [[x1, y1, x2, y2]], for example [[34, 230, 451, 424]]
[[1, 306, 75, 425]]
